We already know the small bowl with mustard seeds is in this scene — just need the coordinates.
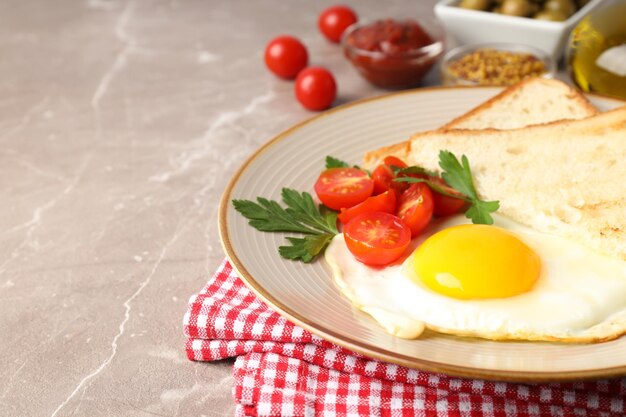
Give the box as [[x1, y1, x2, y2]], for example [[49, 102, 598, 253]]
[[441, 43, 556, 86]]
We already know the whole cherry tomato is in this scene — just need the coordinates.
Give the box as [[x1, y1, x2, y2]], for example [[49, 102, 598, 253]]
[[318, 5, 358, 43], [397, 183, 434, 237], [264, 35, 308, 79], [344, 212, 411, 266], [338, 190, 396, 224], [295, 67, 337, 111]]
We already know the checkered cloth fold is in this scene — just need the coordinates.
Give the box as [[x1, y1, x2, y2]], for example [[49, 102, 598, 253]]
[[183, 259, 626, 417]]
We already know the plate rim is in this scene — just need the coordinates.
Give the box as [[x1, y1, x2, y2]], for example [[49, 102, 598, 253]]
[[218, 85, 626, 382]]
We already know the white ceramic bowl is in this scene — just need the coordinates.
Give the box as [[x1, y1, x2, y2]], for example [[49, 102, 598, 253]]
[[434, 0, 605, 60]]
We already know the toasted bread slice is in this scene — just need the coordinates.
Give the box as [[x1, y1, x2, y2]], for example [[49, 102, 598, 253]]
[[363, 78, 597, 169], [443, 77, 597, 130], [404, 106, 626, 260]]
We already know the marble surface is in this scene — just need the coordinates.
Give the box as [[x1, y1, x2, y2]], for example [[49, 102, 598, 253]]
[[0, 1, 445, 415], [0, 0, 575, 416]]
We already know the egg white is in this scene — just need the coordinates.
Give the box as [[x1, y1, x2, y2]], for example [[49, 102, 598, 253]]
[[325, 214, 626, 342]]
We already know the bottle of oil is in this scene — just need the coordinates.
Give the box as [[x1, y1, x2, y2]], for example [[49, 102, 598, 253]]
[[567, 0, 626, 99]]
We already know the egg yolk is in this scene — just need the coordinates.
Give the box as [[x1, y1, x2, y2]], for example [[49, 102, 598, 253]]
[[412, 225, 541, 299]]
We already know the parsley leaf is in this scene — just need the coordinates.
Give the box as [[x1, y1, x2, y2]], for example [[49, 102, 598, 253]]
[[466, 200, 500, 225], [233, 188, 338, 262], [393, 151, 499, 225], [279, 234, 335, 263], [438, 151, 499, 225], [438, 151, 477, 200], [232, 198, 317, 234], [324, 156, 368, 174], [282, 188, 338, 234], [325, 156, 351, 169], [394, 165, 438, 178], [394, 177, 470, 200]]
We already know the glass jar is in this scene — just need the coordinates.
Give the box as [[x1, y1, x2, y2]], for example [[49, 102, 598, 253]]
[[567, 0, 626, 100]]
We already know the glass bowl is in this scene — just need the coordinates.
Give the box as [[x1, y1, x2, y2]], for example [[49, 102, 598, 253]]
[[441, 42, 556, 86], [342, 18, 446, 89]]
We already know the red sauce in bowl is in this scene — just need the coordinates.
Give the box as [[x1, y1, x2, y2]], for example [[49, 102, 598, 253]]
[[343, 19, 444, 89]]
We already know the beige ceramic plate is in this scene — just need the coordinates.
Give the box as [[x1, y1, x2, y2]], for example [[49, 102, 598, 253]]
[[219, 86, 626, 382]]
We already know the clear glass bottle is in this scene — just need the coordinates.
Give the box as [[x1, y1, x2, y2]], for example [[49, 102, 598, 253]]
[[567, 0, 626, 99]]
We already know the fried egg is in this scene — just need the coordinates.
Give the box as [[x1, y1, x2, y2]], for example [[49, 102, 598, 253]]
[[325, 214, 626, 342]]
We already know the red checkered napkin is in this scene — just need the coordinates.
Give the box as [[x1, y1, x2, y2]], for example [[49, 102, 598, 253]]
[[183, 259, 626, 417]]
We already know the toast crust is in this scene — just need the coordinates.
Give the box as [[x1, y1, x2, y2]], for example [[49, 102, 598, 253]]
[[363, 142, 410, 169], [408, 105, 626, 145]]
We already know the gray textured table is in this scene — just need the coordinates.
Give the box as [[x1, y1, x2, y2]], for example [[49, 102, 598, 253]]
[[0, 0, 569, 416]]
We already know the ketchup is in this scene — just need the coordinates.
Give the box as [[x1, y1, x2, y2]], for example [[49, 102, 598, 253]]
[[344, 19, 442, 89]]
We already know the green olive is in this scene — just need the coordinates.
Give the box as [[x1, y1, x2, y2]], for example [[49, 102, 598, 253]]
[[501, 0, 533, 16], [544, 0, 577, 16], [459, 0, 492, 10], [528, 2, 540, 13], [534, 9, 569, 20]]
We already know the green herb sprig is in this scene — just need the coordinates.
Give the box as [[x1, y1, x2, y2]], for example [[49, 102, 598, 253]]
[[324, 156, 352, 169], [233, 188, 338, 263], [324, 156, 369, 174], [395, 150, 499, 225]]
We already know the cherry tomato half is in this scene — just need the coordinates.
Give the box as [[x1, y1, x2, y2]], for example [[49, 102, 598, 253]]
[[430, 177, 467, 217], [383, 156, 408, 170], [397, 183, 434, 237], [318, 5, 358, 43], [344, 212, 411, 266], [371, 156, 409, 195], [295, 67, 337, 111], [314, 167, 373, 210], [338, 190, 396, 224], [264, 35, 308, 79]]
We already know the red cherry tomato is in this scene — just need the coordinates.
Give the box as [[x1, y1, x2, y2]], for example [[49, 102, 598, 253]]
[[318, 5, 358, 43], [314, 167, 374, 210], [295, 67, 337, 111], [430, 177, 467, 217], [344, 212, 411, 266], [397, 183, 434, 237], [371, 156, 409, 195], [338, 190, 397, 224], [264, 36, 308, 79], [383, 156, 408, 170]]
